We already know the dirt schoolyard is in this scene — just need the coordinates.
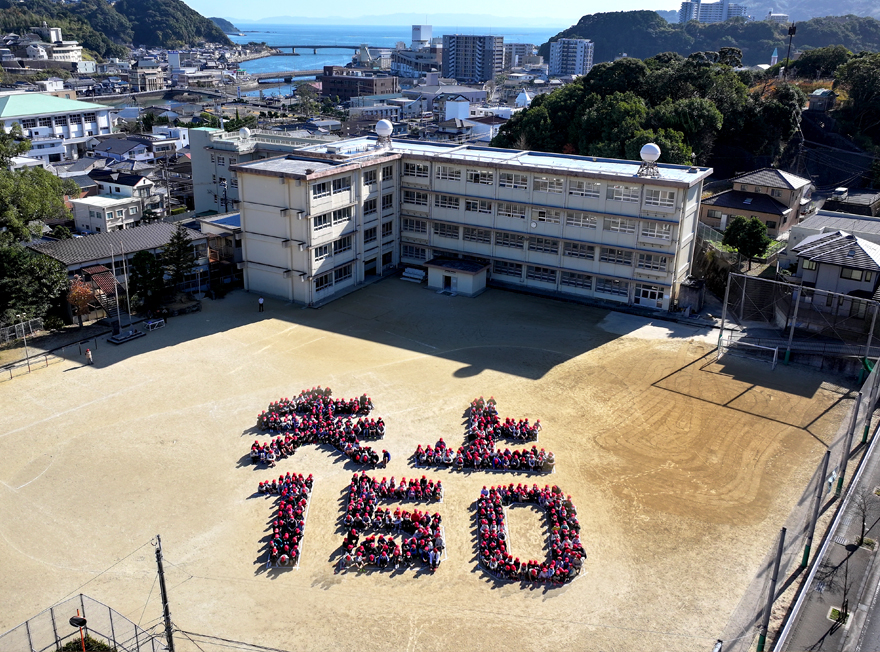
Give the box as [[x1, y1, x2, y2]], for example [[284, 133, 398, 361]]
[[0, 283, 855, 651]]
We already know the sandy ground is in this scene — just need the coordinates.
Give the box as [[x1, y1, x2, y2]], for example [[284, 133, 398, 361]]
[[0, 281, 856, 652]]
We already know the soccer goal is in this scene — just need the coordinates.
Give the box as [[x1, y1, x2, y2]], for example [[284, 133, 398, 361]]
[[717, 337, 779, 370]]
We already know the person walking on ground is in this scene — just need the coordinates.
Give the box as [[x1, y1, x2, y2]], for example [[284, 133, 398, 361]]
[[85, 348, 93, 365], [258, 296, 264, 313]]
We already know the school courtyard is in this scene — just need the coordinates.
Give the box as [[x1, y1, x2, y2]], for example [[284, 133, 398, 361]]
[[0, 281, 856, 651]]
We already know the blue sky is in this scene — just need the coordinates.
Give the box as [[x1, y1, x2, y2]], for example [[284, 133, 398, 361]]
[[183, 0, 682, 24]]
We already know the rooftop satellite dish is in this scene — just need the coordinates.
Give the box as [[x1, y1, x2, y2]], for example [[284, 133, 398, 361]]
[[640, 142, 661, 163], [637, 142, 662, 178], [375, 120, 393, 138], [239, 127, 251, 139]]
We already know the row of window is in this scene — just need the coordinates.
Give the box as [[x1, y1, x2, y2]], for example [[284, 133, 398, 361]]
[[210, 155, 237, 166], [314, 221, 394, 252], [20, 113, 99, 129], [314, 166, 395, 198], [801, 258, 874, 283], [740, 184, 784, 198], [314, 264, 354, 291], [420, 221, 669, 271], [706, 209, 781, 230], [313, 207, 352, 231], [88, 206, 139, 220]]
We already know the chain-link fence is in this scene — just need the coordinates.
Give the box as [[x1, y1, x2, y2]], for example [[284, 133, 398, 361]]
[[0, 594, 164, 652], [0, 318, 43, 345], [723, 273, 880, 357]]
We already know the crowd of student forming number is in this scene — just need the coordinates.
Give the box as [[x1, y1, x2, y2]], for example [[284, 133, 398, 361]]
[[414, 397, 555, 473]]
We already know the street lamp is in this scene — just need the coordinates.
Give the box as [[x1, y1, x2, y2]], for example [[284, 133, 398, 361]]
[[69, 613, 87, 652], [16, 313, 31, 373]]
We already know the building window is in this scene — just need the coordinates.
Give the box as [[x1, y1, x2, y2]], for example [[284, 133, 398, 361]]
[[364, 227, 377, 244], [382, 194, 394, 211], [493, 260, 523, 277], [569, 180, 601, 198], [334, 264, 353, 283], [404, 162, 429, 177], [637, 253, 668, 271], [402, 245, 427, 260], [499, 172, 528, 189], [466, 169, 494, 185], [533, 209, 562, 224], [364, 198, 377, 215], [433, 223, 460, 239], [641, 222, 672, 240], [38, 117, 53, 127], [313, 213, 331, 231], [495, 231, 525, 249], [841, 267, 871, 282], [526, 265, 557, 283], [528, 237, 559, 254], [706, 209, 722, 219], [403, 190, 429, 206], [334, 235, 352, 254], [497, 202, 526, 219], [770, 188, 783, 198], [754, 186, 763, 193], [634, 283, 664, 307], [604, 218, 636, 234], [229, 158, 236, 165], [382, 165, 393, 180], [315, 272, 333, 291], [466, 199, 492, 214], [644, 189, 675, 208], [533, 176, 563, 193], [312, 182, 330, 199], [21, 119, 36, 128], [364, 169, 377, 185], [382, 221, 394, 238], [802, 259, 817, 271], [596, 278, 629, 297], [403, 218, 427, 233], [217, 156, 225, 166], [116, 209, 125, 217], [765, 221, 777, 229], [129, 207, 138, 215], [54, 116, 68, 127], [606, 184, 640, 203], [314, 245, 330, 261], [566, 212, 597, 229], [333, 207, 352, 224], [434, 194, 460, 210], [83, 112, 97, 122], [436, 165, 461, 181], [561, 271, 593, 289], [463, 227, 491, 243], [564, 242, 595, 259], [231, 177, 238, 188], [332, 177, 351, 194], [600, 247, 633, 265]]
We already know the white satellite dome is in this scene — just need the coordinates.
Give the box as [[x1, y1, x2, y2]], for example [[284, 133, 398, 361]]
[[375, 119, 393, 137], [640, 142, 661, 163], [239, 127, 251, 139]]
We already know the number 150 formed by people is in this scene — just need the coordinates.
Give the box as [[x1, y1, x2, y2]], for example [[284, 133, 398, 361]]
[[250, 390, 585, 584]]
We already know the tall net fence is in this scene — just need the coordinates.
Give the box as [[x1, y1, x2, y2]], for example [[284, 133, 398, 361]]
[[723, 273, 880, 358], [0, 318, 43, 345], [0, 594, 165, 652]]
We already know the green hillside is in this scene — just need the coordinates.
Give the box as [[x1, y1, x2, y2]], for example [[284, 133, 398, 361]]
[[114, 0, 232, 48], [209, 17, 239, 33], [539, 11, 880, 66]]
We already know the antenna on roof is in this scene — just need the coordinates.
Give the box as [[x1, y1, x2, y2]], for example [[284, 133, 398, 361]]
[[636, 143, 661, 178]]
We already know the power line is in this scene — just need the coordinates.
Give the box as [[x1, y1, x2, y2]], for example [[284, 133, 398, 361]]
[[137, 573, 158, 628], [54, 540, 153, 604]]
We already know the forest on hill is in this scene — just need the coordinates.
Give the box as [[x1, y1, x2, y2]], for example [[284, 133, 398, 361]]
[[539, 11, 880, 66], [0, 0, 231, 56], [209, 17, 240, 34]]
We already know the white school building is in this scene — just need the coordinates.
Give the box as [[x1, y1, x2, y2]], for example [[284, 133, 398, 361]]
[[230, 127, 712, 310]]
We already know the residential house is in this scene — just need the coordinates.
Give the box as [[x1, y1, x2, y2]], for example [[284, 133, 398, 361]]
[[700, 168, 815, 237], [88, 138, 154, 163], [70, 195, 144, 233], [89, 169, 165, 216]]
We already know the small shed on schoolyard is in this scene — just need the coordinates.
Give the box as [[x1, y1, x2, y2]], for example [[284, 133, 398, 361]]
[[424, 258, 489, 297]]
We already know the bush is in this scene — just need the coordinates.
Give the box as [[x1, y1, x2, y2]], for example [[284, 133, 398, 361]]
[[61, 635, 118, 652], [44, 315, 65, 331]]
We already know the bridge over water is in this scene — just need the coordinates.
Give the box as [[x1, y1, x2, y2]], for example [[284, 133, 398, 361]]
[[272, 44, 375, 54]]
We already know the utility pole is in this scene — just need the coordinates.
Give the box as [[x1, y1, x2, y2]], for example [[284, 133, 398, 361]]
[[757, 527, 786, 652], [155, 535, 175, 652], [782, 24, 797, 80]]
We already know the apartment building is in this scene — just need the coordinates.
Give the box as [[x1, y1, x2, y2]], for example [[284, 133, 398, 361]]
[[442, 35, 504, 83], [679, 0, 749, 22], [549, 39, 594, 76], [319, 66, 400, 101], [71, 195, 144, 233], [504, 43, 535, 70], [231, 132, 712, 309]]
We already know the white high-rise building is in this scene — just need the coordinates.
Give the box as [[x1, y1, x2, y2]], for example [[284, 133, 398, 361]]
[[549, 38, 594, 76], [679, 0, 749, 23], [411, 25, 432, 50]]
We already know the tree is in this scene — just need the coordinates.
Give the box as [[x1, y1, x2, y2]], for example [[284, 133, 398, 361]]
[[162, 223, 194, 290], [791, 45, 852, 78], [834, 53, 880, 147], [51, 225, 73, 240], [851, 487, 879, 547], [722, 215, 771, 270], [0, 166, 78, 241], [0, 244, 68, 323], [0, 123, 31, 167], [67, 275, 94, 328], [129, 250, 165, 308]]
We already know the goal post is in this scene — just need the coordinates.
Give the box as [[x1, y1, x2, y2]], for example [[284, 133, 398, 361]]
[[718, 337, 779, 370]]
